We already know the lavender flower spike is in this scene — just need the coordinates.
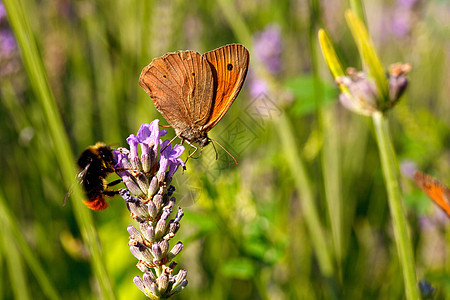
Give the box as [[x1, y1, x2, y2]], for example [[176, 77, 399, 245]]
[[115, 120, 187, 298]]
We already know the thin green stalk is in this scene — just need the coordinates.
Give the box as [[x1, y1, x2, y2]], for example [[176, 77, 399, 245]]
[[3, 0, 115, 298], [0, 190, 61, 300], [0, 210, 30, 300], [348, 0, 367, 26], [372, 112, 419, 300], [310, 0, 343, 273], [278, 114, 334, 277]]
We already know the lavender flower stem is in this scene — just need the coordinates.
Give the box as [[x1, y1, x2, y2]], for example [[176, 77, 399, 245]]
[[372, 112, 419, 300]]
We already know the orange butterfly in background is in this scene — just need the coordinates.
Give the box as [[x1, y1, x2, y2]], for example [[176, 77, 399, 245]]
[[413, 171, 450, 218], [139, 44, 249, 159]]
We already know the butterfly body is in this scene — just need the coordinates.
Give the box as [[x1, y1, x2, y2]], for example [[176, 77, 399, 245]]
[[139, 44, 249, 148]]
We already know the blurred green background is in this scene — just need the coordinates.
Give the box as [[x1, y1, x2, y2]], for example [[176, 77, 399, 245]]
[[0, 0, 449, 299]]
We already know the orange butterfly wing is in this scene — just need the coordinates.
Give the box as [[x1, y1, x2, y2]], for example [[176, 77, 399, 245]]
[[414, 171, 450, 218], [202, 44, 249, 131], [139, 50, 214, 135]]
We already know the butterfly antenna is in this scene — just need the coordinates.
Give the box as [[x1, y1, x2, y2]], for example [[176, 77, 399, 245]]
[[209, 137, 238, 165], [210, 140, 219, 160]]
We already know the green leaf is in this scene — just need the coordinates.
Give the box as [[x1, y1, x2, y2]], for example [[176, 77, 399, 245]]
[[345, 10, 389, 104], [318, 29, 346, 80], [284, 75, 338, 116]]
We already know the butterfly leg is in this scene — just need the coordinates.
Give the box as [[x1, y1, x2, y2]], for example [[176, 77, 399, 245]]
[[184, 140, 203, 164]]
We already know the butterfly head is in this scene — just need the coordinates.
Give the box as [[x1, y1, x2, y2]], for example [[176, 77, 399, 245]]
[[178, 127, 210, 148]]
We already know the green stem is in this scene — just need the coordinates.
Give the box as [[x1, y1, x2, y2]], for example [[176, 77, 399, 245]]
[[372, 112, 419, 300], [278, 114, 334, 277], [0, 191, 61, 300], [3, 0, 115, 298]]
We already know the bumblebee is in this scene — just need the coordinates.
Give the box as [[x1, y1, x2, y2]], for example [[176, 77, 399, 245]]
[[77, 143, 120, 210]]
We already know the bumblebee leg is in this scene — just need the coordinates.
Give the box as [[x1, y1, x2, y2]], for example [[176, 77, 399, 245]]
[[103, 189, 120, 196], [107, 179, 122, 187]]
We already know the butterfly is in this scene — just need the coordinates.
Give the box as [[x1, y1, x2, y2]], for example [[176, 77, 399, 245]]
[[413, 171, 450, 218], [139, 44, 249, 155]]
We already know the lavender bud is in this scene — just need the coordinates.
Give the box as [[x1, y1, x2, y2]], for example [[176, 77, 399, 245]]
[[169, 261, 177, 269], [141, 153, 150, 173], [336, 71, 379, 116], [157, 170, 166, 184], [152, 243, 163, 261], [155, 218, 167, 240], [168, 222, 180, 236], [174, 207, 184, 222], [159, 240, 169, 255], [133, 276, 147, 295], [147, 201, 158, 219], [119, 189, 139, 204], [167, 242, 183, 260], [150, 282, 159, 297], [128, 201, 150, 219], [127, 225, 143, 243], [123, 175, 144, 196], [136, 173, 149, 195], [388, 62, 411, 105], [166, 197, 176, 210], [147, 176, 159, 197], [153, 194, 164, 211], [139, 246, 154, 263], [172, 269, 187, 289], [136, 261, 149, 273], [158, 271, 169, 294], [167, 185, 175, 196], [130, 246, 144, 260], [139, 222, 149, 236], [143, 271, 156, 284], [130, 155, 143, 171], [146, 225, 156, 243]]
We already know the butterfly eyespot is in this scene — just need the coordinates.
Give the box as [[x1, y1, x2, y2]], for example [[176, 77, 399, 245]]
[[163, 75, 167, 78], [192, 72, 196, 76], [227, 63, 233, 71]]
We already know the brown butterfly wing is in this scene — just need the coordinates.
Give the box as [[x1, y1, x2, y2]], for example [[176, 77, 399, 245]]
[[414, 171, 450, 218], [202, 44, 249, 131], [139, 51, 214, 135]]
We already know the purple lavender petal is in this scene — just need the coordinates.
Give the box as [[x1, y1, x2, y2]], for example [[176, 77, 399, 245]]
[[126, 134, 139, 159]]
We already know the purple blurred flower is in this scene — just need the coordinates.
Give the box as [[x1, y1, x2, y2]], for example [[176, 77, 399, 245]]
[[253, 24, 283, 75], [400, 160, 417, 179], [391, 0, 420, 37], [248, 24, 283, 98], [0, 30, 17, 56], [336, 69, 379, 116], [0, 2, 6, 21]]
